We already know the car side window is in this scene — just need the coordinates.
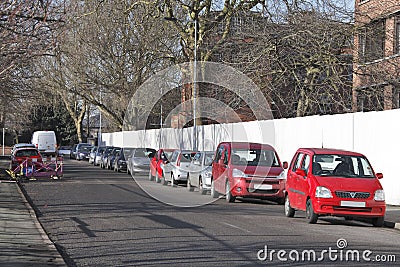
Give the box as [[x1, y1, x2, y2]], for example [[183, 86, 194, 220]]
[[292, 153, 304, 171], [214, 146, 223, 162], [301, 154, 311, 174], [223, 148, 229, 165]]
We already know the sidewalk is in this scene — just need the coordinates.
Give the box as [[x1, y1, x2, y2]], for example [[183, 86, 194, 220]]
[[0, 181, 67, 267]]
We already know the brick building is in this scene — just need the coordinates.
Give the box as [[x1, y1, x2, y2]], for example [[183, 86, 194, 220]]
[[353, 0, 400, 111]]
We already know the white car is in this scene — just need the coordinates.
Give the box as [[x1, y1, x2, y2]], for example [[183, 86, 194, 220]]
[[163, 150, 197, 187], [186, 151, 214, 194], [31, 131, 57, 156]]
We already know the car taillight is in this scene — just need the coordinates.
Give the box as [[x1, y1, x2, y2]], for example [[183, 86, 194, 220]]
[[177, 156, 181, 166]]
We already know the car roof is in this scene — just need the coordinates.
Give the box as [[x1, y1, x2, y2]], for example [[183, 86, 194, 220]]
[[220, 142, 275, 150], [298, 148, 365, 157]]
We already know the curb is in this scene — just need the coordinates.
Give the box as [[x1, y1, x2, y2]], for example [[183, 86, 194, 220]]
[[16, 183, 68, 266]]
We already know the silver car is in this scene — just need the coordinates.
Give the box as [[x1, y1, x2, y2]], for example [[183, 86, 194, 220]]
[[127, 148, 156, 176], [163, 150, 197, 187], [186, 151, 214, 194]]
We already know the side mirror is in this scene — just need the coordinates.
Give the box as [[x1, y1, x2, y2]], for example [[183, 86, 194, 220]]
[[376, 173, 383, 179], [295, 168, 306, 177], [282, 161, 288, 169]]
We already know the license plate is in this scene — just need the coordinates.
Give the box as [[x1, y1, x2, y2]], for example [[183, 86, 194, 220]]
[[254, 184, 273, 190], [340, 201, 366, 207]]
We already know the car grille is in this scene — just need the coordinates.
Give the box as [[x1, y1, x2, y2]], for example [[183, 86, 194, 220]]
[[251, 189, 279, 194], [335, 191, 370, 199]]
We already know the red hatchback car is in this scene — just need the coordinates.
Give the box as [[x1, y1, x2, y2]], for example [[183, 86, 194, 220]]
[[10, 147, 43, 170], [211, 142, 288, 203], [285, 148, 386, 226], [149, 148, 176, 183]]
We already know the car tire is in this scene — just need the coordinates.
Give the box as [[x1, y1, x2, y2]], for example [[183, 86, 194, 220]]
[[148, 170, 154, 181], [225, 181, 236, 203], [199, 177, 206, 195], [306, 199, 318, 224], [372, 217, 384, 227], [284, 195, 295, 218], [187, 176, 194, 192], [155, 171, 161, 183], [211, 180, 219, 198], [171, 174, 177, 187]]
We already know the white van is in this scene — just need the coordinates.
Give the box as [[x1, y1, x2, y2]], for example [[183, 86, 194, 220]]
[[31, 131, 57, 156]]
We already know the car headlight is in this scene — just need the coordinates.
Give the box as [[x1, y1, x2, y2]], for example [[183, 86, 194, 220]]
[[203, 171, 212, 178], [374, 189, 385, 201], [277, 171, 286, 179], [232, 168, 248, 178], [315, 186, 333, 198]]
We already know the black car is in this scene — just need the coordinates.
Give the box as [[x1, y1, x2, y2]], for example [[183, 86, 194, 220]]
[[113, 147, 135, 172]]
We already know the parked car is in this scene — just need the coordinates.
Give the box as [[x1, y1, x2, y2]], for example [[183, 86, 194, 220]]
[[126, 148, 156, 175], [149, 148, 176, 183], [93, 146, 107, 166], [10, 147, 43, 170], [31, 131, 57, 156], [76, 145, 93, 161], [88, 146, 98, 164], [211, 142, 287, 203], [162, 150, 197, 187], [58, 146, 72, 156], [100, 146, 115, 169], [284, 148, 386, 227], [106, 147, 121, 170], [113, 147, 135, 172], [187, 151, 214, 194], [70, 143, 92, 159]]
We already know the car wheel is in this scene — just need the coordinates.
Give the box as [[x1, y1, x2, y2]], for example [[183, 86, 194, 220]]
[[171, 174, 177, 187], [148, 170, 154, 181], [155, 171, 161, 183], [187, 175, 194, 192], [284, 195, 295, 217], [211, 180, 219, 198], [306, 199, 318, 224], [199, 177, 206, 195], [372, 217, 384, 227], [225, 181, 236, 203]]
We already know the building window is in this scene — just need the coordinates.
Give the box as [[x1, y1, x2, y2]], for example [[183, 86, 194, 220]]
[[358, 19, 385, 62]]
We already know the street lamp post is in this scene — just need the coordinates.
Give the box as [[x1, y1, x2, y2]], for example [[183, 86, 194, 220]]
[[2, 127, 7, 156], [193, 19, 197, 151], [98, 90, 102, 146]]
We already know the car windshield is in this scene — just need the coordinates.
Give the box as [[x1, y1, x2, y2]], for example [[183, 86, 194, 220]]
[[15, 149, 39, 157], [312, 154, 375, 178], [180, 152, 196, 162], [79, 146, 92, 152], [162, 151, 174, 161], [134, 149, 148, 158], [231, 148, 280, 167]]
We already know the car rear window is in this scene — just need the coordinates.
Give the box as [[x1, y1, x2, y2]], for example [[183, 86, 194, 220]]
[[15, 149, 39, 157]]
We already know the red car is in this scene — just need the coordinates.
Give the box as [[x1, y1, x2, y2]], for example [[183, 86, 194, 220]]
[[211, 142, 288, 203], [10, 147, 43, 170], [285, 148, 386, 226], [149, 148, 176, 183]]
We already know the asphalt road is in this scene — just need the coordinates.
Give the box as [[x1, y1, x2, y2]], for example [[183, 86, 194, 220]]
[[21, 159, 400, 266]]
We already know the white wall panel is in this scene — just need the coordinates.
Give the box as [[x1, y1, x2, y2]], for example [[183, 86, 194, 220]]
[[102, 110, 400, 205]]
